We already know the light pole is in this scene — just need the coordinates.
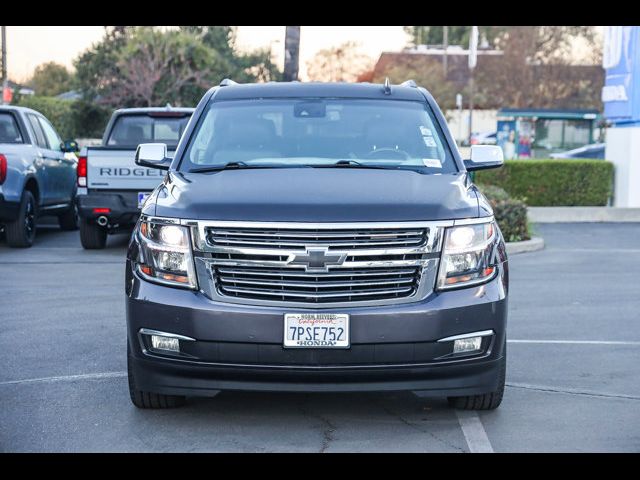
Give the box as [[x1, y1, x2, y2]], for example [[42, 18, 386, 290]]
[[283, 26, 300, 82], [1, 26, 8, 105], [467, 26, 478, 145]]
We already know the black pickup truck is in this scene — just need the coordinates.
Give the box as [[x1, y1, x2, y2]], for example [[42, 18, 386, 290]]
[[125, 80, 508, 411]]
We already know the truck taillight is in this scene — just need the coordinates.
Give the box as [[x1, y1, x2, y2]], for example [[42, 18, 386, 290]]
[[77, 156, 87, 187], [0, 154, 7, 184]]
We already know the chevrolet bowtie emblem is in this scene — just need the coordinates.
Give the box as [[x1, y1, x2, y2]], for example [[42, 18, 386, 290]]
[[288, 248, 347, 272]]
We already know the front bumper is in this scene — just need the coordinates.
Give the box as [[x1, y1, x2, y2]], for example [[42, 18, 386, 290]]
[[126, 259, 508, 397]]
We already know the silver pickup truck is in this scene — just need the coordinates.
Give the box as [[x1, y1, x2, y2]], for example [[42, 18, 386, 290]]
[[76, 106, 194, 249]]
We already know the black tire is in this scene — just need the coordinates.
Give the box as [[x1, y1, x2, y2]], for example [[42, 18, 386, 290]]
[[5, 190, 37, 248], [447, 343, 506, 411], [79, 220, 107, 249], [58, 203, 79, 231], [127, 345, 186, 409]]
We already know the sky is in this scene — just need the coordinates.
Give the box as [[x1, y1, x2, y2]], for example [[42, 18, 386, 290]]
[[4, 26, 410, 82]]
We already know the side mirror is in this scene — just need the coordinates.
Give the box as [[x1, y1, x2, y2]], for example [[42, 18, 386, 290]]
[[61, 139, 79, 153], [464, 145, 504, 171], [135, 143, 171, 170]]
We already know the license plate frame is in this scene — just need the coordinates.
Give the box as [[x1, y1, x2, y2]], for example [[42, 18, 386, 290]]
[[283, 313, 350, 349]]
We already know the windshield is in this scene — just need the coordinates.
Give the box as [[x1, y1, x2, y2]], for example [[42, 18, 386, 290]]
[[180, 99, 457, 173], [107, 114, 191, 148]]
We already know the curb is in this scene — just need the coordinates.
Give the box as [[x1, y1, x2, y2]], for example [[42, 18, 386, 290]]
[[528, 207, 640, 223], [506, 236, 544, 255]]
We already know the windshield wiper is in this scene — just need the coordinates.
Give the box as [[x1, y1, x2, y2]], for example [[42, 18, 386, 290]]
[[311, 160, 396, 170], [188, 162, 316, 173], [188, 162, 252, 173]]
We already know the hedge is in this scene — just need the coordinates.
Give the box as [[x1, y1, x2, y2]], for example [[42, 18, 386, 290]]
[[14, 96, 111, 140], [476, 184, 530, 242], [475, 159, 614, 206]]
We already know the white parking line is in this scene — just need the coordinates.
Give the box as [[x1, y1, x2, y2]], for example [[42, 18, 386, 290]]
[[508, 340, 640, 346], [456, 410, 494, 453], [0, 371, 126, 386]]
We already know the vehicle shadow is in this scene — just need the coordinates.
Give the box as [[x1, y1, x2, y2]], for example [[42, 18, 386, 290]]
[[125, 390, 466, 452]]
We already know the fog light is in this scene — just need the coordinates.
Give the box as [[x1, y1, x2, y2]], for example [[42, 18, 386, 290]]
[[453, 336, 482, 354], [151, 335, 180, 352]]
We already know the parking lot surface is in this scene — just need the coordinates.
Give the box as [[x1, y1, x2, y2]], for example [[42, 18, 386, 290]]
[[1, 222, 639, 452]]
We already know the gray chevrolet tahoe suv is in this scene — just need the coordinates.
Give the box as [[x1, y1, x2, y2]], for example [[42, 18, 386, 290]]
[[126, 80, 508, 410]]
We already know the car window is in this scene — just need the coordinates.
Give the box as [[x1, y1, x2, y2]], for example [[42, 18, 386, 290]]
[[38, 116, 62, 151], [106, 114, 191, 147], [0, 112, 24, 143], [181, 99, 457, 173], [26, 114, 48, 149]]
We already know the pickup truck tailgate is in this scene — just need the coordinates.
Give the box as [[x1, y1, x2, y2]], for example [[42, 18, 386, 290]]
[[86, 148, 167, 190]]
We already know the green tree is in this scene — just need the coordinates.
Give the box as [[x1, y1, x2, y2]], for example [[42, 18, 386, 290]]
[[74, 26, 280, 108], [28, 62, 72, 96]]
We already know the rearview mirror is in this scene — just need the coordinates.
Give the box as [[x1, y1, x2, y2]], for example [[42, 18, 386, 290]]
[[135, 143, 171, 170], [464, 145, 504, 172], [61, 139, 79, 153]]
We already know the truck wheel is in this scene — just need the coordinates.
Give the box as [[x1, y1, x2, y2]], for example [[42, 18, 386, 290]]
[[58, 203, 79, 231], [79, 220, 107, 249], [127, 345, 186, 409], [447, 343, 506, 410], [6, 190, 37, 248]]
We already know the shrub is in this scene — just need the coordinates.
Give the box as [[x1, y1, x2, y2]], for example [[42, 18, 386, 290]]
[[14, 96, 111, 140], [476, 183, 530, 242], [15, 96, 75, 139], [475, 159, 613, 206]]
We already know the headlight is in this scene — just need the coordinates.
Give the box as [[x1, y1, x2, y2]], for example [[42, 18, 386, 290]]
[[135, 219, 197, 289], [436, 221, 497, 290]]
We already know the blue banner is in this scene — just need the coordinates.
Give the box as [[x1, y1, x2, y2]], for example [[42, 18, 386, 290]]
[[602, 26, 640, 125]]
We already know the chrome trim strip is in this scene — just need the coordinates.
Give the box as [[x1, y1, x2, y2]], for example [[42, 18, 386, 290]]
[[184, 219, 456, 229], [453, 216, 495, 226], [437, 330, 494, 343], [40, 202, 71, 210], [139, 328, 196, 342]]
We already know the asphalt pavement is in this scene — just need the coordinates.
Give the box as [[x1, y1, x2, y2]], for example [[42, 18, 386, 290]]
[[1, 221, 639, 452]]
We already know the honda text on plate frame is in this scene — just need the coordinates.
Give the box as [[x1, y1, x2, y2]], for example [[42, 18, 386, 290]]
[[125, 80, 508, 411]]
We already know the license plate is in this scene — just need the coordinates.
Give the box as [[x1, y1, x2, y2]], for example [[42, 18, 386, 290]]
[[137, 192, 151, 208], [284, 313, 350, 348]]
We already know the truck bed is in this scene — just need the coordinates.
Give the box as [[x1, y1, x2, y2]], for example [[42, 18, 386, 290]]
[[85, 147, 169, 191]]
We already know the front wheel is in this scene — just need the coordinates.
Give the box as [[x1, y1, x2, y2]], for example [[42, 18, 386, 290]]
[[127, 345, 186, 409], [5, 190, 37, 248], [447, 343, 506, 410]]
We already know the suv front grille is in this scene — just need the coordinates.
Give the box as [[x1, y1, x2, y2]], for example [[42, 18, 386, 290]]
[[214, 265, 422, 303], [206, 227, 427, 250], [191, 222, 445, 307]]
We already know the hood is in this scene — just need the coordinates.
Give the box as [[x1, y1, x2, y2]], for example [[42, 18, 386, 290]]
[[152, 168, 482, 222]]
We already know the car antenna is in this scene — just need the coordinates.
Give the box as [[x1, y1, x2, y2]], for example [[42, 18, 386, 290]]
[[383, 77, 391, 95], [220, 78, 238, 87]]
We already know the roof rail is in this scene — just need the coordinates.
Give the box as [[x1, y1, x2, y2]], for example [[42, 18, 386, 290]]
[[219, 78, 238, 87], [400, 79, 417, 88]]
